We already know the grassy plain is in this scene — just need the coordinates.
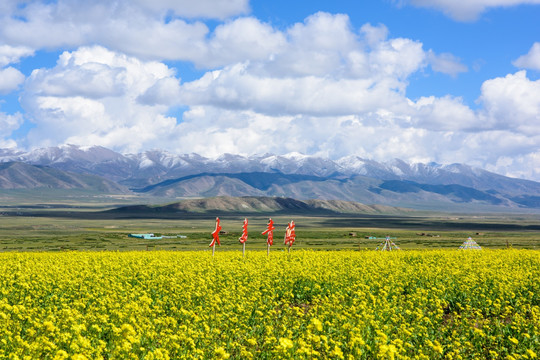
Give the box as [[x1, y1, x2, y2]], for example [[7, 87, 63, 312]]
[[0, 203, 539, 251]]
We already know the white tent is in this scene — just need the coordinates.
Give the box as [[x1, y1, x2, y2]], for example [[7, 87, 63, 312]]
[[375, 236, 400, 251], [459, 237, 482, 250]]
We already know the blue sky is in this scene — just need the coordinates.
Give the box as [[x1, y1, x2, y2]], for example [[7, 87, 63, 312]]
[[1, 0, 540, 180]]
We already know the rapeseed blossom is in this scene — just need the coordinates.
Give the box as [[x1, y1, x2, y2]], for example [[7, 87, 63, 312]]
[[0, 250, 538, 359]]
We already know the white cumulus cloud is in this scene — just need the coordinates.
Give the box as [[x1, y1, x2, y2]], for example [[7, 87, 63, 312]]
[[412, 95, 478, 131], [20, 46, 183, 153], [180, 63, 409, 117], [0, 45, 34, 67], [133, 0, 249, 19], [513, 42, 540, 71], [479, 71, 540, 133], [427, 51, 468, 77], [187, 16, 286, 68], [0, 1, 264, 65], [406, 0, 540, 21], [0, 110, 23, 148], [0, 67, 25, 94], [179, 13, 426, 118]]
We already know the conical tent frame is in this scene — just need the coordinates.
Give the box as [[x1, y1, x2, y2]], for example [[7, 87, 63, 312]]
[[375, 236, 400, 251], [459, 237, 482, 250]]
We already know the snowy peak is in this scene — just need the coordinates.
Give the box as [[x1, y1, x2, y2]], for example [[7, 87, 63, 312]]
[[0, 144, 537, 193], [3, 144, 540, 209], [0, 145, 505, 181], [0, 144, 503, 181], [256, 153, 343, 177], [18, 145, 126, 165]]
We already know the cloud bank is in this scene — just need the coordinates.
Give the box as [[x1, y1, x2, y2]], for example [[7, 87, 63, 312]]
[[0, 1, 539, 181], [513, 42, 540, 71], [406, 0, 540, 21]]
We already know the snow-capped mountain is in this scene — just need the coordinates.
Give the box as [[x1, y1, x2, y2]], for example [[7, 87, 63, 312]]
[[2, 145, 540, 210], [0, 146, 347, 185], [0, 145, 535, 189]]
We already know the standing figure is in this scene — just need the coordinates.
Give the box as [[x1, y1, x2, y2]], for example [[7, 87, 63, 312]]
[[262, 218, 275, 256], [209, 217, 222, 256], [239, 218, 248, 257], [284, 220, 296, 252]]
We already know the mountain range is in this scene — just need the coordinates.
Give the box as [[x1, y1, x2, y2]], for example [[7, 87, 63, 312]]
[[105, 196, 413, 218], [2, 144, 540, 211], [0, 161, 127, 192]]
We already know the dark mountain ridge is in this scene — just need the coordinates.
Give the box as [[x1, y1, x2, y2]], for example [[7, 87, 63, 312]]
[[2, 145, 540, 211], [105, 196, 414, 217], [135, 172, 344, 193]]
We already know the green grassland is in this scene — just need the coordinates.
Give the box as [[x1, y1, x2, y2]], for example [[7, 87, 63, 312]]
[[1, 205, 539, 251]]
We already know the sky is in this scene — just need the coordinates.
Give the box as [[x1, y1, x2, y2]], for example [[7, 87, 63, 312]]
[[1, 1, 540, 180]]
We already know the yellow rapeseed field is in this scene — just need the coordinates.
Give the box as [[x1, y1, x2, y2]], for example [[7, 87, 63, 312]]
[[0, 250, 538, 359]]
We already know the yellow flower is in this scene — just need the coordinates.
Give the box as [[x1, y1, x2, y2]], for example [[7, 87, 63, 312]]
[[43, 320, 56, 332], [330, 345, 344, 359], [310, 318, 323, 332], [279, 337, 294, 350], [53, 350, 69, 360], [214, 347, 230, 359], [379, 344, 397, 360], [71, 355, 88, 360], [0, 249, 538, 359]]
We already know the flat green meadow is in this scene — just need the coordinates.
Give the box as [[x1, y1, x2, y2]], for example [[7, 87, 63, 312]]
[[0, 212, 539, 252]]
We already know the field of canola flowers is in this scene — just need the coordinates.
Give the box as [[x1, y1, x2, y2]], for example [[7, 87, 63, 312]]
[[0, 250, 539, 359]]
